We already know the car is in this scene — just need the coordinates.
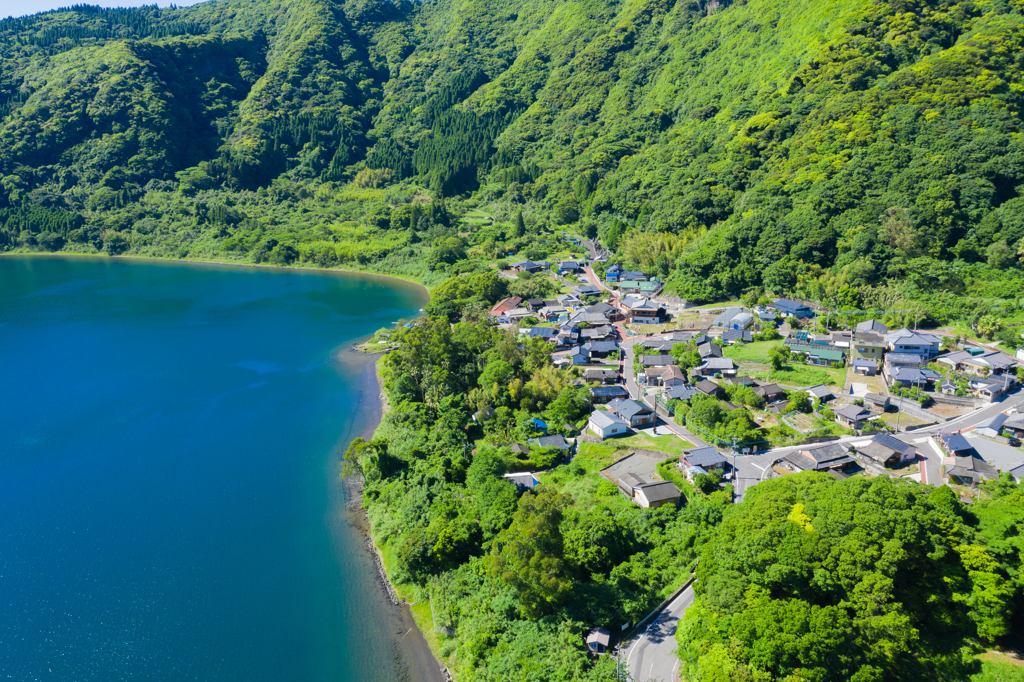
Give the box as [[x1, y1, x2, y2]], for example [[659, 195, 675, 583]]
[[1009, 437, 1021, 447]]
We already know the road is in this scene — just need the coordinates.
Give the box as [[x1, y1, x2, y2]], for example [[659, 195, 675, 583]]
[[625, 583, 695, 682]]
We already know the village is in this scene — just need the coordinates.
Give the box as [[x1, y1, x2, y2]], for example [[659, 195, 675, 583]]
[[486, 254, 1024, 511]]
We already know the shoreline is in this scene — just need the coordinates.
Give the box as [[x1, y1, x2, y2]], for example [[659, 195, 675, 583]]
[[336, 344, 445, 682], [0, 250, 432, 301]]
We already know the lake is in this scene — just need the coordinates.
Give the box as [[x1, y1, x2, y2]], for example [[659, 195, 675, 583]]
[[0, 256, 434, 681]]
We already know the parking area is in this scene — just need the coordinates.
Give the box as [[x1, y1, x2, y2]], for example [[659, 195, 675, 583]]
[[966, 434, 1024, 471]]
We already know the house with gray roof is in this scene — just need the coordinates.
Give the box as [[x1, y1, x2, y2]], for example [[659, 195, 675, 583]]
[[976, 413, 1009, 438], [888, 367, 942, 388], [529, 434, 572, 450], [698, 342, 723, 359], [588, 410, 630, 440], [856, 319, 889, 334], [786, 443, 856, 473], [640, 354, 674, 367], [699, 357, 739, 377], [885, 328, 942, 358], [835, 404, 872, 429], [607, 398, 656, 427], [681, 447, 728, 470], [590, 385, 630, 403], [663, 384, 700, 403], [854, 433, 916, 467], [582, 341, 621, 359]]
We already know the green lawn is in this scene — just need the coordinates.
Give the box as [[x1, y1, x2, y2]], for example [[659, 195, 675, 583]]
[[723, 339, 784, 362], [748, 362, 847, 389], [972, 652, 1024, 682]]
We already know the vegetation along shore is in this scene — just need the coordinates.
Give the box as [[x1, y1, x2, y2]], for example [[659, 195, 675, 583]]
[[5, 0, 1024, 679]]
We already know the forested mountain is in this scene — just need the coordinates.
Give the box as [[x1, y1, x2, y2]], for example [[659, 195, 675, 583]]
[[2, 0, 1024, 306]]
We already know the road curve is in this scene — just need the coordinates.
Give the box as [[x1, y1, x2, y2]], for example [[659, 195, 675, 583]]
[[626, 583, 695, 682]]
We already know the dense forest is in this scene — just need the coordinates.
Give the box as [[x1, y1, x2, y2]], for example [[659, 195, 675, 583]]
[[1, 0, 1023, 312]]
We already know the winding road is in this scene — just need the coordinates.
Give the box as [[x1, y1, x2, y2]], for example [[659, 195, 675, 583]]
[[625, 584, 695, 682]]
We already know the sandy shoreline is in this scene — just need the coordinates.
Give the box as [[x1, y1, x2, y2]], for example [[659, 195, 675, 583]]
[[336, 344, 445, 682]]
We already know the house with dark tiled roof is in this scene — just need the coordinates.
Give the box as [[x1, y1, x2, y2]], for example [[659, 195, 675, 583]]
[[835, 404, 872, 429], [854, 433, 916, 467], [681, 446, 728, 470], [771, 298, 814, 318], [607, 398, 656, 427], [698, 342, 723, 359], [884, 328, 941, 358], [785, 442, 856, 473]]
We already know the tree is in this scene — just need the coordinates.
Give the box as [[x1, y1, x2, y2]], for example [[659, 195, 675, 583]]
[[768, 345, 790, 370], [976, 315, 1003, 339], [514, 210, 525, 238], [786, 390, 811, 413], [878, 206, 923, 257], [986, 240, 1015, 270], [485, 491, 575, 618]]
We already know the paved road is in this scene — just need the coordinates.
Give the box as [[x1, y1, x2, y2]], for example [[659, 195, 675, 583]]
[[626, 584, 695, 682]]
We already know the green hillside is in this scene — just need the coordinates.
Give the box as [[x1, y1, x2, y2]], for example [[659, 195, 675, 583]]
[[1, 0, 1024, 311]]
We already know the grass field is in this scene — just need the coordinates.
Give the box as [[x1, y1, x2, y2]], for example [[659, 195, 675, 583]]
[[748, 362, 847, 389], [972, 652, 1024, 682], [723, 339, 784, 362]]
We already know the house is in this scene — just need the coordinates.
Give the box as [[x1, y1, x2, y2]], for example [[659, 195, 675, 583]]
[[806, 385, 834, 402], [529, 434, 571, 450], [784, 331, 846, 366], [663, 384, 701, 403], [864, 393, 890, 409], [971, 374, 1017, 401], [557, 293, 583, 306], [584, 368, 621, 384], [727, 375, 756, 386], [758, 311, 779, 323], [1009, 462, 1024, 483], [853, 358, 878, 376], [852, 332, 887, 362], [590, 385, 630, 404], [521, 326, 558, 341], [489, 296, 523, 320], [713, 307, 744, 328], [699, 357, 739, 377], [583, 341, 621, 359], [506, 307, 533, 322], [698, 342, 723, 359], [856, 319, 889, 334], [939, 434, 998, 484], [1004, 416, 1024, 439], [722, 329, 754, 344], [539, 304, 569, 320], [607, 398, 656, 427], [939, 349, 1020, 376], [525, 298, 545, 312], [510, 260, 543, 273], [854, 433, 916, 467], [785, 442, 856, 473], [605, 264, 622, 282], [581, 326, 616, 342], [634, 481, 681, 509], [830, 331, 853, 349], [509, 443, 530, 458], [621, 297, 663, 324], [618, 279, 664, 296], [771, 298, 815, 318], [473, 406, 495, 423], [586, 628, 611, 654], [885, 328, 942, 358], [569, 311, 612, 327], [835, 404, 873, 429], [681, 446, 728, 471], [940, 379, 958, 395], [503, 472, 541, 491], [888, 367, 942, 389], [885, 352, 926, 369], [684, 465, 708, 482], [586, 301, 616, 317], [976, 413, 1009, 438], [568, 349, 589, 365], [695, 379, 725, 399], [640, 354, 674, 367], [559, 260, 582, 274], [646, 365, 687, 387], [753, 382, 787, 403], [621, 271, 647, 281], [588, 410, 630, 439], [572, 284, 602, 298]]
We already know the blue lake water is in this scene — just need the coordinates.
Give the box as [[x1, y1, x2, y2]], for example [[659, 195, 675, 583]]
[[0, 256, 429, 682]]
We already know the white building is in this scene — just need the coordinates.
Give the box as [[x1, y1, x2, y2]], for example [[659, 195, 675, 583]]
[[588, 410, 629, 440]]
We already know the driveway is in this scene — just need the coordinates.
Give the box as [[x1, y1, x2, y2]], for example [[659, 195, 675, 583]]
[[625, 583, 695, 682]]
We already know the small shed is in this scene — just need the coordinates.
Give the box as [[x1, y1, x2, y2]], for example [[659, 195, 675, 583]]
[[586, 627, 611, 654]]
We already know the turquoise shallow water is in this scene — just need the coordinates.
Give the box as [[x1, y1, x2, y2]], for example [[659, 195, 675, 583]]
[[0, 256, 427, 682]]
